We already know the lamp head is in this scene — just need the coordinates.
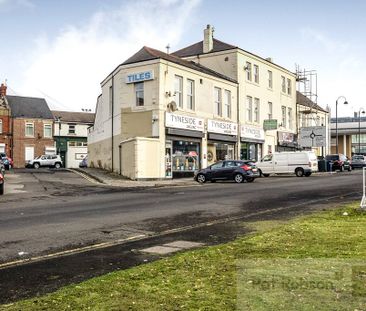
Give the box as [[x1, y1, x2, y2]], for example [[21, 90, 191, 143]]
[[344, 101, 348, 105]]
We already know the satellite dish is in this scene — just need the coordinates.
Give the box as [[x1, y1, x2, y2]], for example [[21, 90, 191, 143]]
[[167, 101, 178, 112]]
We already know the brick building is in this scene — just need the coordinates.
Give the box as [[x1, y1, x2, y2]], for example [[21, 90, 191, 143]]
[[6, 95, 55, 168], [0, 84, 11, 155]]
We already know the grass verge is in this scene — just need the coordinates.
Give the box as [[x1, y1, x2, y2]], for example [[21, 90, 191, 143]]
[[2, 203, 366, 310]]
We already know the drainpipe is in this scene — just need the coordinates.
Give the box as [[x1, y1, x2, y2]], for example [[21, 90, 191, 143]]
[[111, 75, 114, 172], [119, 144, 122, 175], [237, 84, 240, 160]]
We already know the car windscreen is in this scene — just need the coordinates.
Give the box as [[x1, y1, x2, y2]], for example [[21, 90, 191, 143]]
[[325, 155, 339, 161]]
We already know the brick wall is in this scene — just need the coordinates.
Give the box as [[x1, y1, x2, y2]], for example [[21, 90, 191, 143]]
[[12, 118, 55, 168], [0, 108, 11, 155]]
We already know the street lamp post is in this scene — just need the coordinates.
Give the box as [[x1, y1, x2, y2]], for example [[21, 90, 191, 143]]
[[359, 109, 365, 155], [336, 96, 348, 154], [56, 117, 62, 155]]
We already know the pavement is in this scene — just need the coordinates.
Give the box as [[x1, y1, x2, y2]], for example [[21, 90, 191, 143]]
[[72, 167, 197, 187]]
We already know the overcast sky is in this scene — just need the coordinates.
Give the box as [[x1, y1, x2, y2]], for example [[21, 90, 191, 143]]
[[0, 0, 365, 117]]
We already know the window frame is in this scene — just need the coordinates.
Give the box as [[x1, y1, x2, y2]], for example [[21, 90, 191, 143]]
[[281, 76, 286, 93], [254, 64, 259, 83], [43, 123, 52, 138], [214, 87, 222, 116], [68, 123, 76, 135], [246, 62, 252, 81], [268, 70, 273, 88], [223, 90, 231, 118], [174, 75, 183, 108], [25, 122, 34, 137], [288, 107, 293, 129], [246, 96, 253, 122], [187, 79, 195, 110], [254, 98, 260, 123], [135, 82, 144, 107], [281, 106, 286, 127], [287, 78, 292, 95], [268, 102, 273, 120]]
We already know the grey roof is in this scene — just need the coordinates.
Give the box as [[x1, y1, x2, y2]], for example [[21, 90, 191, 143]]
[[6, 95, 53, 119], [296, 91, 328, 113], [51, 110, 95, 124], [121, 46, 237, 83], [173, 38, 236, 57]]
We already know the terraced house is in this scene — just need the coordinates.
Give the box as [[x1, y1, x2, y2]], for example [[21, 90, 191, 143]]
[[89, 25, 297, 179]]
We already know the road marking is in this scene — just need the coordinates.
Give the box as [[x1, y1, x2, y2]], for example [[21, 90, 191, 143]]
[[67, 169, 103, 184], [0, 191, 360, 270]]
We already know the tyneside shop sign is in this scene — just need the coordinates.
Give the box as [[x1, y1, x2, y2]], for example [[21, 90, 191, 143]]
[[207, 119, 237, 136], [165, 113, 204, 132]]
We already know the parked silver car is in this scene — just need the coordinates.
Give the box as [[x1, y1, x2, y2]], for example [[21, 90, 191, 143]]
[[26, 155, 63, 169], [351, 155, 366, 169]]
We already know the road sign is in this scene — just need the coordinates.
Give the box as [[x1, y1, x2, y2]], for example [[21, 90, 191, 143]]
[[263, 119, 278, 131], [299, 126, 326, 147]]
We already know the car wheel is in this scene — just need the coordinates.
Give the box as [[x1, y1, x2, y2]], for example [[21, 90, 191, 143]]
[[196, 173, 206, 183], [305, 172, 311, 177], [246, 177, 255, 182], [55, 163, 61, 169], [33, 163, 40, 169], [234, 173, 244, 183], [0, 183, 3, 195], [259, 169, 269, 177], [295, 168, 304, 177]]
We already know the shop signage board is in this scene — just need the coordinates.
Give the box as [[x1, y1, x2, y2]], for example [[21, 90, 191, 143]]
[[126, 70, 154, 83], [278, 131, 296, 143], [263, 119, 278, 131], [241, 125, 265, 141], [207, 119, 237, 136], [299, 126, 326, 147], [165, 113, 204, 132]]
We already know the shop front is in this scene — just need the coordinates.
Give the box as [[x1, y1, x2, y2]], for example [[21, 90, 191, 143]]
[[165, 113, 204, 178], [277, 131, 298, 151], [207, 119, 238, 166], [240, 125, 264, 161]]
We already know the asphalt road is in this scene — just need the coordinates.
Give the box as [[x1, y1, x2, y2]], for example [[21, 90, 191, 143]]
[[0, 169, 363, 303]]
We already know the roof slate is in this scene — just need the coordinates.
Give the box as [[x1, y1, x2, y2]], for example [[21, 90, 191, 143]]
[[173, 38, 236, 57], [296, 91, 328, 113], [51, 110, 95, 124], [122, 46, 237, 83], [6, 95, 53, 119]]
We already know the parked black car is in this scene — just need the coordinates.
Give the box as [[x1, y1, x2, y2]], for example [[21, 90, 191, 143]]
[[325, 154, 352, 172], [194, 160, 260, 183]]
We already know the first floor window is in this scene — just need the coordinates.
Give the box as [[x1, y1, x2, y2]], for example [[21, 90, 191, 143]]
[[287, 78, 292, 95], [246, 96, 253, 122], [44, 124, 52, 137], [268, 102, 273, 119], [187, 79, 195, 110], [224, 90, 231, 118], [246, 62, 252, 81], [281, 76, 286, 93], [214, 87, 222, 116], [25, 123, 34, 136], [281, 106, 286, 127], [254, 98, 260, 123], [254, 64, 259, 83], [268, 70, 273, 88], [68, 124, 76, 134], [174, 75, 183, 108], [288, 108, 293, 129], [135, 82, 144, 106]]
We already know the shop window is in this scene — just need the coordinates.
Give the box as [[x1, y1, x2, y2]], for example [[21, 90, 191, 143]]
[[187, 79, 195, 110], [174, 75, 183, 108], [210, 143, 235, 162], [172, 140, 200, 172], [214, 87, 222, 116], [224, 90, 231, 118], [135, 82, 144, 106]]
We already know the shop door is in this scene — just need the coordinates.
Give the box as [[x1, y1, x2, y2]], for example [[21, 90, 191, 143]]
[[25, 146, 34, 161], [227, 145, 235, 160], [165, 141, 172, 178]]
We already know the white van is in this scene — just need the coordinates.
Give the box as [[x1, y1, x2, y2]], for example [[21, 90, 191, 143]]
[[256, 151, 318, 177]]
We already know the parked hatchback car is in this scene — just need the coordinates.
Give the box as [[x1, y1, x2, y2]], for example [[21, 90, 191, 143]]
[[26, 155, 63, 169], [79, 156, 88, 168], [351, 155, 366, 169], [194, 160, 260, 183], [325, 154, 351, 172]]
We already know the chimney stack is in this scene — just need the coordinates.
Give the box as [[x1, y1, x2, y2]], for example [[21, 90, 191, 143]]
[[203, 24, 214, 53], [0, 83, 7, 98]]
